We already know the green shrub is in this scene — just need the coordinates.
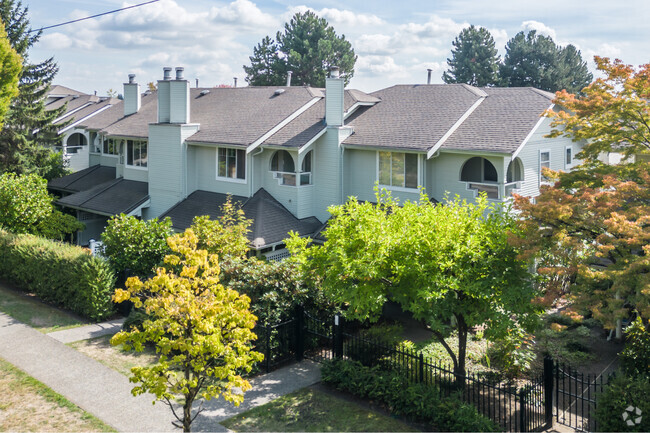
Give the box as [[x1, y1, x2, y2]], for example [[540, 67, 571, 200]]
[[347, 322, 404, 366], [535, 325, 593, 367], [595, 374, 650, 432], [0, 230, 115, 320], [321, 359, 498, 432], [620, 316, 650, 377], [101, 214, 173, 278]]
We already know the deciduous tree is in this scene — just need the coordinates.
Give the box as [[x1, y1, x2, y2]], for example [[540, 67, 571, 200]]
[[112, 229, 262, 432], [442, 25, 500, 87], [514, 57, 650, 328], [0, 20, 20, 127], [244, 11, 356, 87], [287, 191, 540, 381]]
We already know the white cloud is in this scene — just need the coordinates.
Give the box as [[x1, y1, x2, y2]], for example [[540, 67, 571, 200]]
[[521, 20, 557, 41], [209, 0, 277, 28]]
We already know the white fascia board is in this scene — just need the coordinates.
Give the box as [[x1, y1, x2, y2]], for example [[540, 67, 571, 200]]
[[512, 103, 555, 159], [298, 127, 327, 155], [344, 102, 375, 119], [247, 97, 322, 154], [52, 103, 94, 125], [427, 96, 486, 159], [57, 105, 114, 135]]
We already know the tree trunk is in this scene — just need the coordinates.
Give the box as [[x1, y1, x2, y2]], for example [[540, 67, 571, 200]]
[[183, 401, 192, 432], [455, 313, 468, 390]]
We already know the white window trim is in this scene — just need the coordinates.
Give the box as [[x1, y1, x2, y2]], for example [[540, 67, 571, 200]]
[[216, 147, 246, 183], [539, 149, 552, 185], [376, 151, 420, 190], [564, 145, 574, 169], [101, 137, 120, 158], [125, 139, 149, 170]]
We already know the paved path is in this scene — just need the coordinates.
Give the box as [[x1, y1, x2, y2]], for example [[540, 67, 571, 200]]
[[47, 318, 125, 343], [0, 312, 321, 432]]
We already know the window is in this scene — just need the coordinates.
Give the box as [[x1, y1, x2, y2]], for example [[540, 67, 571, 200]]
[[565, 146, 573, 168], [103, 137, 120, 156], [300, 151, 312, 186], [540, 150, 551, 182], [217, 148, 245, 180], [270, 150, 296, 186], [126, 139, 148, 168], [378, 151, 418, 189], [506, 158, 523, 183]]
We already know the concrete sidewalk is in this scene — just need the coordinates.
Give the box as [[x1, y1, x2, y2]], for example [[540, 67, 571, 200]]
[[47, 317, 125, 343], [0, 312, 321, 432]]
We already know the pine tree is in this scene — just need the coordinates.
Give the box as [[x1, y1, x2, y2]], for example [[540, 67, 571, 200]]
[[244, 11, 356, 87], [442, 25, 500, 87], [0, 0, 67, 180], [500, 30, 592, 93]]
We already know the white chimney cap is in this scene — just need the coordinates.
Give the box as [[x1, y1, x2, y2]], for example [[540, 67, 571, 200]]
[[128, 74, 136, 84], [163, 67, 172, 80], [330, 66, 340, 79]]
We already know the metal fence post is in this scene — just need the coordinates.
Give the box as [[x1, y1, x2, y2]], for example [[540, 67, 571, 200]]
[[544, 356, 554, 428], [419, 352, 424, 383], [519, 388, 527, 433], [334, 314, 343, 359], [295, 305, 304, 361]]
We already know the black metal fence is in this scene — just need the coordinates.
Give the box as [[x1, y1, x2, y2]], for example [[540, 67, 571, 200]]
[[259, 308, 611, 432]]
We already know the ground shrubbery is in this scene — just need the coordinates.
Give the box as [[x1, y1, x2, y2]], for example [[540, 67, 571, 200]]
[[0, 230, 115, 320], [321, 359, 498, 432]]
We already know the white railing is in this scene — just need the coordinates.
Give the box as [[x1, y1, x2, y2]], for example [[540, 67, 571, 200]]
[[467, 182, 499, 199]]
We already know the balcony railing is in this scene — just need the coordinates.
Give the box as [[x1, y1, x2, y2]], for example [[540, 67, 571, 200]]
[[468, 182, 499, 199]]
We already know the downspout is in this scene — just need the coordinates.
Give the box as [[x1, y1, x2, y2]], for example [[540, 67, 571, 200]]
[[340, 145, 345, 204]]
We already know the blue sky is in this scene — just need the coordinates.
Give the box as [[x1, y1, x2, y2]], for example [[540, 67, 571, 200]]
[[24, 0, 650, 95]]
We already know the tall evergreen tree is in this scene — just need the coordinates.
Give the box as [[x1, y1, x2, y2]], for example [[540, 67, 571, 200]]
[[0, 0, 67, 180], [442, 25, 500, 87], [500, 30, 592, 93], [244, 11, 356, 87]]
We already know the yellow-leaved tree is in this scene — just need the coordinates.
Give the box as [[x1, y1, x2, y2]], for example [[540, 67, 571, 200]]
[[111, 229, 262, 432]]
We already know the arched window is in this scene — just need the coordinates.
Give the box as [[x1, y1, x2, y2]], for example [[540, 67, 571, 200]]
[[270, 150, 296, 186], [300, 151, 312, 185], [506, 158, 523, 183], [460, 157, 498, 183], [66, 133, 87, 154], [460, 157, 499, 199]]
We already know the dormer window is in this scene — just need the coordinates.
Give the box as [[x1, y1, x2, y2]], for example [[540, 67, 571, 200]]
[[271, 150, 296, 186]]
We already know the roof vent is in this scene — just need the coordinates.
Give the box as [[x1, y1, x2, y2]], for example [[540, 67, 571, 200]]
[[163, 67, 172, 80], [175, 67, 184, 80], [128, 73, 136, 84], [199, 89, 210, 97], [274, 89, 285, 95]]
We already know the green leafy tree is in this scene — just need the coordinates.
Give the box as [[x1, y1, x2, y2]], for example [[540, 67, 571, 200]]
[[244, 11, 356, 87], [514, 57, 650, 329], [190, 196, 251, 261], [442, 25, 500, 86], [111, 229, 263, 432], [101, 214, 173, 278], [0, 20, 20, 127], [0, 172, 83, 239], [0, 0, 67, 180], [288, 191, 541, 381], [500, 30, 592, 93]]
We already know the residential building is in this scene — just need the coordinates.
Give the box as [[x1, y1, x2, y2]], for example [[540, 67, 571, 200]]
[[49, 66, 581, 257]]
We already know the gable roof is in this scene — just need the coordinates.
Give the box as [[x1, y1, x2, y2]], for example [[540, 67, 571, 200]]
[[48, 165, 117, 193], [161, 188, 321, 248], [440, 87, 555, 154], [55, 178, 149, 216]]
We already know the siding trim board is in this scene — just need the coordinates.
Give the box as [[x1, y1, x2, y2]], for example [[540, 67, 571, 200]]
[[512, 104, 555, 159]]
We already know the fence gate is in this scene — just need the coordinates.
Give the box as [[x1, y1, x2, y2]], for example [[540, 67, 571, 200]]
[[553, 362, 610, 431]]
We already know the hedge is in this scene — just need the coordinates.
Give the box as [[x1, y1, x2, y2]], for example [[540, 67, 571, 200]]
[[321, 359, 498, 432], [0, 230, 115, 321]]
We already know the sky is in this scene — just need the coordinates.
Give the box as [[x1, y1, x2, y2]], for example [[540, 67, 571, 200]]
[[23, 0, 650, 95]]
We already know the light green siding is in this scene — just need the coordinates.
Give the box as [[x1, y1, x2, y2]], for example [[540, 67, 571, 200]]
[[427, 153, 505, 202], [123, 166, 148, 182], [311, 128, 348, 222], [257, 148, 299, 216], [147, 123, 199, 218], [187, 145, 249, 197]]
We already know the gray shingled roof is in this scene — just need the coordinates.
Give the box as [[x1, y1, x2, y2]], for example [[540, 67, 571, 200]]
[[440, 87, 554, 153], [161, 188, 321, 248], [343, 84, 482, 151], [55, 97, 119, 128], [79, 92, 158, 137], [262, 89, 380, 148], [56, 178, 149, 216], [48, 165, 116, 193]]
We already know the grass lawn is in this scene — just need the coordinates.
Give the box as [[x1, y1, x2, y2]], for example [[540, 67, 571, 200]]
[[0, 357, 115, 432], [0, 283, 87, 333], [69, 334, 159, 377], [221, 387, 419, 432]]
